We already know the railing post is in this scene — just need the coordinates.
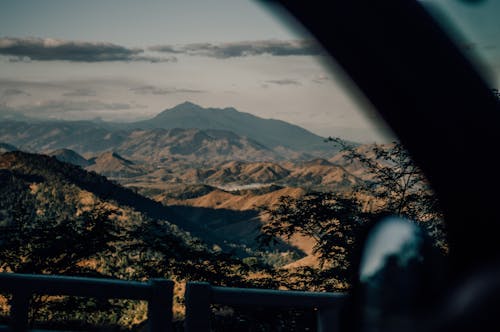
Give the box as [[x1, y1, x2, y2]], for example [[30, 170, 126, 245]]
[[148, 279, 174, 332], [184, 282, 211, 332], [10, 290, 31, 332], [317, 305, 340, 332]]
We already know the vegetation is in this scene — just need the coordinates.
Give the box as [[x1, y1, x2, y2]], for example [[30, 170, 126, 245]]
[[259, 139, 447, 291], [0, 152, 280, 330], [0, 142, 447, 329]]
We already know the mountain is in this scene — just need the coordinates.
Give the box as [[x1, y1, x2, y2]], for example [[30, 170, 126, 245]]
[[0, 120, 127, 153], [0, 103, 344, 162], [200, 161, 291, 186], [287, 163, 360, 191], [133, 102, 333, 152], [47, 148, 90, 167], [0, 142, 17, 153], [115, 128, 282, 163], [123, 157, 364, 196], [0, 121, 286, 163], [166, 186, 305, 212], [86, 151, 144, 178]]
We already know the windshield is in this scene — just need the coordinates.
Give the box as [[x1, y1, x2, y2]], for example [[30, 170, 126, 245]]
[[0, 0, 446, 330], [420, 0, 500, 89]]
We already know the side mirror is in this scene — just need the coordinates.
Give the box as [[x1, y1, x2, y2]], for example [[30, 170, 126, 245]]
[[348, 216, 446, 332]]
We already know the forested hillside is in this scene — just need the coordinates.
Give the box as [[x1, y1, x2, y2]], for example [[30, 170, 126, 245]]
[[0, 152, 287, 329]]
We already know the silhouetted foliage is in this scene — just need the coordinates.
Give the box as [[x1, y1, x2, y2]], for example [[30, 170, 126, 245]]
[[328, 138, 443, 221], [0, 203, 119, 275], [260, 193, 368, 275], [259, 139, 447, 292]]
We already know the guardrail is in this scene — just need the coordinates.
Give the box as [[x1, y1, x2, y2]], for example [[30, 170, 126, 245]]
[[184, 281, 346, 332], [0, 273, 173, 332], [0, 273, 347, 332]]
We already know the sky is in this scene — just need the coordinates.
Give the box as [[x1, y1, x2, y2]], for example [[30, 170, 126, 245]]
[[2, 1, 498, 143]]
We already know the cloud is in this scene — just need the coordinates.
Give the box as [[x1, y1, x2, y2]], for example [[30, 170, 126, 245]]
[[0, 37, 177, 63], [130, 85, 205, 95], [1, 98, 150, 121], [265, 79, 301, 86], [5, 99, 138, 114], [62, 89, 97, 97], [1, 88, 30, 96], [150, 39, 324, 58]]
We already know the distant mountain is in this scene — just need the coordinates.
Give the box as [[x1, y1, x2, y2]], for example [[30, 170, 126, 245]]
[[128, 157, 363, 198], [0, 142, 17, 153], [0, 121, 288, 163], [301, 158, 334, 167], [0, 120, 127, 153], [47, 148, 90, 167], [287, 163, 360, 190], [133, 102, 333, 152], [86, 151, 144, 178], [116, 128, 282, 163], [198, 161, 291, 186], [0, 103, 344, 162]]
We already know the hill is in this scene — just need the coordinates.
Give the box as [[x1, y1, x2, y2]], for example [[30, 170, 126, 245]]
[[133, 102, 333, 152], [201, 161, 291, 185], [86, 151, 144, 178], [0, 151, 300, 261], [0, 142, 17, 153], [47, 148, 90, 167], [0, 151, 177, 222], [0, 151, 288, 327]]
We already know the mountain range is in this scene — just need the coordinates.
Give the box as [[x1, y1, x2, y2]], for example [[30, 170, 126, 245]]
[[0, 102, 340, 163], [0, 102, 370, 270]]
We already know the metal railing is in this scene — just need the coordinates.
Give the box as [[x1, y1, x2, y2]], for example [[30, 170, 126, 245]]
[[0, 273, 173, 332], [0, 273, 347, 332], [184, 282, 346, 332]]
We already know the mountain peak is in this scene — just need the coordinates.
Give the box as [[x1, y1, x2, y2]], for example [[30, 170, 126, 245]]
[[170, 101, 203, 111], [137, 102, 330, 152]]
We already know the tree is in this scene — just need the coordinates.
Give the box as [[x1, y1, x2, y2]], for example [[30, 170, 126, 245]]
[[259, 192, 369, 280], [259, 139, 447, 291], [328, 138, 442, 220], [0, 202, 119, 275], [329, 138, 447, 251]]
